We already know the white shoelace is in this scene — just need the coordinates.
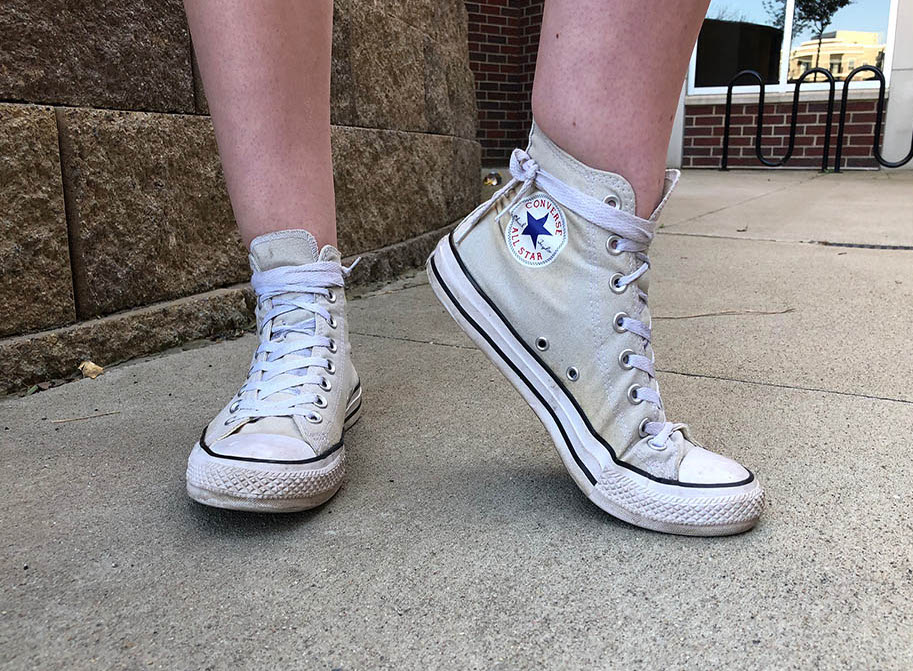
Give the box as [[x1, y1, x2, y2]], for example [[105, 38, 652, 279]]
[[457, 148, 681, 449], [229, 262, 354, 421]]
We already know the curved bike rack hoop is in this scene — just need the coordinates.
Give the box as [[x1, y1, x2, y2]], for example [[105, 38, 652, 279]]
[[834, 65, 913, 171], [721, 70, 763, 171]]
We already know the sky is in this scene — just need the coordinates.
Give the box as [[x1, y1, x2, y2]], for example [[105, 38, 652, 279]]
[[705, 0, 892, 44]]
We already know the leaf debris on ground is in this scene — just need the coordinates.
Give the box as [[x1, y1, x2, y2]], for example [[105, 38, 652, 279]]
[[78, 361, 104, 379], [51, 411, 120, 425]]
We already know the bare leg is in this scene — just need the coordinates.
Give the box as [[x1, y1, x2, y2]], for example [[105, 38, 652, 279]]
[[532, 0, 709, 218], [184, 0, 336, 248]]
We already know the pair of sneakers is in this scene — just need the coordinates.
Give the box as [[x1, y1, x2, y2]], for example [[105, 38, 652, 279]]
[[186, 124, 765, 535]]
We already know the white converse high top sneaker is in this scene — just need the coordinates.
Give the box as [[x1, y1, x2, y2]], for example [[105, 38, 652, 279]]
[[186, 229, 362, 512], [428, 123, 764, 535]]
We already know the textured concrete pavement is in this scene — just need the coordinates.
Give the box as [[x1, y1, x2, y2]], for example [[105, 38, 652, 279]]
[[2, 170, 912, 670]]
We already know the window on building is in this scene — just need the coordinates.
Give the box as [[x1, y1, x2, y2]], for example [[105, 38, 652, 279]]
[[694, 2, 783, 87], [689, 0, 898, 93]]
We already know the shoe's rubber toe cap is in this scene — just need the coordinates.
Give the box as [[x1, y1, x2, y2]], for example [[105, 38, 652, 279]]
[[207, 433, 318, 462], [678, 444, 751, 485]]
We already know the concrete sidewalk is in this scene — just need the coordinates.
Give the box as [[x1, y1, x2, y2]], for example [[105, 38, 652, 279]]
[[2, 170, 912, 670]]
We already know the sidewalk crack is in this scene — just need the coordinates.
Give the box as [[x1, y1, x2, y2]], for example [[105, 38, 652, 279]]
[[350, 331, 477, 351], [351, 332, 911, 405], [657, 230, 913, 251], [657, 230, 800, 244], [351, 277, 430, 300], [660, 172, 823, 231], [658, 368, 912, 405], [813, 240, 913, 251]]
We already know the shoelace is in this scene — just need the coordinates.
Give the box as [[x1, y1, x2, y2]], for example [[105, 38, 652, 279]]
[[457, 148, 681, 449], [228, 262, 355, 422]]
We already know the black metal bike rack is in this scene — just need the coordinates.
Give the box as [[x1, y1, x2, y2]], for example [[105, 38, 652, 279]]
[[720, 65, 912, 171], [721, 68, 834, 171]]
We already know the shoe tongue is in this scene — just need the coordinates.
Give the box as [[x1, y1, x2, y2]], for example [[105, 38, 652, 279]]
[[249, 229, 319, 271], [526, 121, 637, 216], [238, 229, 327, 443]]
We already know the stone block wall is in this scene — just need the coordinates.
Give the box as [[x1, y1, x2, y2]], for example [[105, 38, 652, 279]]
[[0, 0, 480, 394]]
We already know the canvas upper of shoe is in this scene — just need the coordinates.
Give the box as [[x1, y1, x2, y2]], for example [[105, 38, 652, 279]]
[[452, 122, 749, 486], [202, 229, 359, 462]]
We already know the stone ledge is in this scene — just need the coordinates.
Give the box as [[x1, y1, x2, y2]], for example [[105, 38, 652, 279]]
[[0, 286, 254, 397], [0, 219, 462, 396]]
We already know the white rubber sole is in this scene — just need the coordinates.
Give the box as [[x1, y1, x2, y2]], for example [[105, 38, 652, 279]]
[[427, 235, 764, 536], [186, 389, 363, 513]]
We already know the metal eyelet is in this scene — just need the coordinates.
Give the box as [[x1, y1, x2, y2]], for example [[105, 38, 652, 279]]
[[627, 384, 643, 404], [638, 417, 650, 438], [648, 438, 668, 451], [314, 395, 327, 409], [605, 236, 623, 256], [306, 411, 322, 424], [327, 289, 337, 304], [618, 349, 635, 370], [319, 377, 332, 391], [609, 273, 627, 294], [603, 194, 620, 208], [566, 366, 579, 381], [613, 312, 628, 333], [326, 360, 336, 375], [535, 337, 549, 351], [328, 339, 338, 354], [229, 400, 241, 414], [328, 314, 337, 329]]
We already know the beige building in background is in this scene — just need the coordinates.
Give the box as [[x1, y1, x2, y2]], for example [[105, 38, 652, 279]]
[[788, 30, 885, 79]]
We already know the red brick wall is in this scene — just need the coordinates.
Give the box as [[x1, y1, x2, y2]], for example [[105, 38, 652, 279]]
[[516, 1, 543, 154], [466, 0, 543, 166], [683, 99, 885, 169]]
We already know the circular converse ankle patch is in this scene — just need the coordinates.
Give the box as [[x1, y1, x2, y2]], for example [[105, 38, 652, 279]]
[[505, 193, 568, 268]]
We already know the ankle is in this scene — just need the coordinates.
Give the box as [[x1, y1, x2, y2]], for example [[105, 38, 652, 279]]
[[531, 116, 666, 219]]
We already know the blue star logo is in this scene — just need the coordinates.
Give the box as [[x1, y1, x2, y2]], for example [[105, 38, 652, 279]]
[[521, 212, 552, 249]]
